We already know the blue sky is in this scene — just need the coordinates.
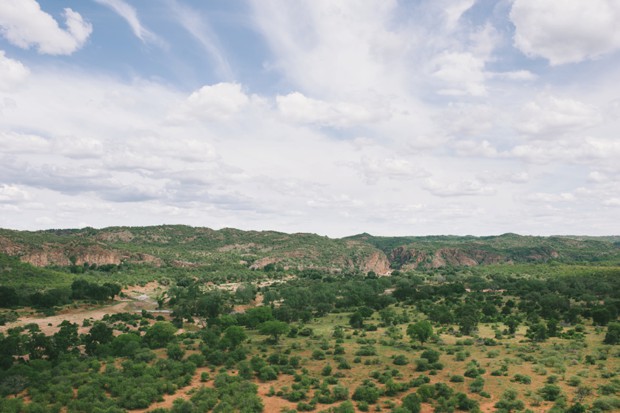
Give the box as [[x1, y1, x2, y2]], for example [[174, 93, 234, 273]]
[[1, 0, 620, 236]]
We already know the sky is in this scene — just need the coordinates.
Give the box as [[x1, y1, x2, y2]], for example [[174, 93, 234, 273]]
[[0, 0, 619, 237]]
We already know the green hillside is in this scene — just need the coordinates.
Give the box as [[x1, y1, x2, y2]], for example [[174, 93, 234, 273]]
[[1, 227, 619, 275]]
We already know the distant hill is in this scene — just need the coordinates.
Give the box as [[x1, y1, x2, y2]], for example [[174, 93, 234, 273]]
[[1, 226, 619, 274], [345, 233, 620, 270]]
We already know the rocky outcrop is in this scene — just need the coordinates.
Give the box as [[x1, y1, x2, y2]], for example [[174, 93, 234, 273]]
[[73, 247, 123, 266], [358, 251, 391, 275], [249, 257, 281, 270], [0, 236, 23, 256], [390, 247, 507, 269], [22, 248, 72, 267], [95, 230, 134, 242], [20, 245, 123, 267], [389, 247, 430, 270], [131, 253, 163, 267]]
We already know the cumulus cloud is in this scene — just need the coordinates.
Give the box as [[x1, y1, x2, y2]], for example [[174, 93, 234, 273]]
[[431, 51, 487, 96], [516, 95, 602, 137], [0, 0, 92, 55], [454, 140, 499, 158], [174, 83, 250, 121], [510, 0, 620, 65], [94, 0, 163, 46], [0, 51, 29, 92], [277, 92, 387, 128], [249, 0, 409, 97], [2, 2, 620, 236]]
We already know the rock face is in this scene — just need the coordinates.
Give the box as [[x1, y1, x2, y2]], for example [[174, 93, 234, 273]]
[[0, 236, 22, 256], [358, 251, 391, 275], [249, 257, 281, 270], [20, 245, 123, 267], [390, 247, 507, 269], [22, 248, 72, 267]]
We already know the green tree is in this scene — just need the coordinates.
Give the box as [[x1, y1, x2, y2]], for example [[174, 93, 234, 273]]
[[84, 321, 113, 354], [221, 325, 247, 349], [505, 316, 520, 335], [407, 320, 433, 345], [144, 321, 177, 348], [401, 392, 421, 413], [258, 321, 289, 343], [0, 286, 19, 308], [604, 322, 620, 344], [526, 322, 548, 342], [166, 343, 185, 360]]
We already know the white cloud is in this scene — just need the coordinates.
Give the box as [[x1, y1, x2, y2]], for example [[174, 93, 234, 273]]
[[454, 140, 499, 158], [174, 83, 250, 121], [523, 192, 576, 203], [249, 0, 408, 98], [277, 92, 386, 128], [443, 0, 476, 31], [0, 184, 30, 203], [511, 137, 620, 165], [431, 51, 487, 96], [1, 3, 620, 236], [424, 178, 495, 197], [0, 0, 92, 55], [94, 0, 163, 46], [488, 70, 537, 81], [359, 156, 429, 184], [53, 136, 104, 159], [443, 103, 495, 137], [0, 131, 49, 153], [510, 0, 620, 65], [603, 198, 620, 207], [516, 95, 601, 137], [0, 51, 29, 92], [587, 171, 608, 183]]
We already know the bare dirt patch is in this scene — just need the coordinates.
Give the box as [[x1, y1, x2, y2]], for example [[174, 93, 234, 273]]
[[0, 283, 162, 335]]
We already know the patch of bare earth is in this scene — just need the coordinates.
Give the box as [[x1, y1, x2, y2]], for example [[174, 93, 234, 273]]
[[0, 283, 161, 335]]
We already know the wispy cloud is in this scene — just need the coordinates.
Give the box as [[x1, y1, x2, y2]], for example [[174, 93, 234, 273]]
[[167, 0, 233, 80], [94, 0, 165, 47]]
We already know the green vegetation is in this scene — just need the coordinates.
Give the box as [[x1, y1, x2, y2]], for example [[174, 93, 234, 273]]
[[0, 226, 619, 412]]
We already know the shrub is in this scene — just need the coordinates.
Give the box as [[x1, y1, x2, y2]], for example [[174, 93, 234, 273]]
[[352, 383, 380, 404], [420, 349, 440, 363], [393, 355, 408, 365], [333, 385, 349, 401], [538, 384, 562, 401], [469, 377, 485, 394], [258, 366, 278, 381], [592, 396, 620, 411], [402, 393, 421, 413], [512, 374, 531, 384]]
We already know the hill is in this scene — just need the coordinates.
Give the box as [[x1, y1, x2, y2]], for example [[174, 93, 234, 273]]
[[1, 226, 619, 275]]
